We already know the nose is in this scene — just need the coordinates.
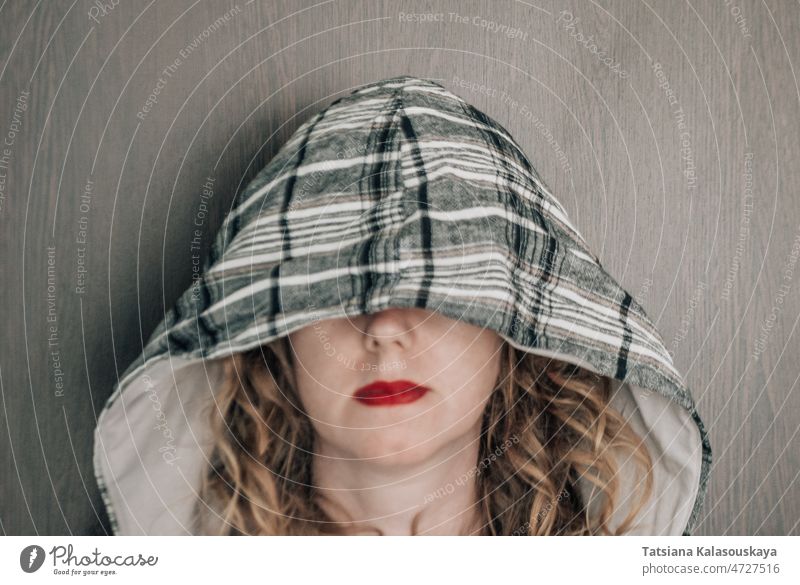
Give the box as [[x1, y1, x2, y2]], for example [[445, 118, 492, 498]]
[[363, 308, 416, 354]]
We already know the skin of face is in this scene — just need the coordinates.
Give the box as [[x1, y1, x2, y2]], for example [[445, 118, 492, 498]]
[[286, 307, 504, 467]]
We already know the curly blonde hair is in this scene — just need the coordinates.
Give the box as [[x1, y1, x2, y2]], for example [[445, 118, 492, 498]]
[[192, 337, 654, 535]]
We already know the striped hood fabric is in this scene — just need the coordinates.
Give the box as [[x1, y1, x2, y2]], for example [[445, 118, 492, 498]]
[[93, 75, 711, 536]]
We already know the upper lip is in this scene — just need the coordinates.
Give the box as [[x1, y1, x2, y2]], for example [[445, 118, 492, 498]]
[[352, 379, 431, 399]]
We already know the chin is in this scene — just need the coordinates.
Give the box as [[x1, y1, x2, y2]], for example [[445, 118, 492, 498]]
[[352, 432, 440, 467]]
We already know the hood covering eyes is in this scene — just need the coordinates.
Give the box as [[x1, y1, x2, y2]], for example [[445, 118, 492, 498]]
[[93, 75, 711, 536]]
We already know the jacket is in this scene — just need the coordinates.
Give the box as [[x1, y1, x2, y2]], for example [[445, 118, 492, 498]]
[[93, 75, 711, 535]]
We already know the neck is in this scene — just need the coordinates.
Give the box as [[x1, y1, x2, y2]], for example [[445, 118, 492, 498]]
[[311, 431, 484, 536]]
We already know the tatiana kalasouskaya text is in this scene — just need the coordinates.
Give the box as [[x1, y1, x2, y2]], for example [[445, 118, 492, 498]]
[[642, 546, 777, 560]]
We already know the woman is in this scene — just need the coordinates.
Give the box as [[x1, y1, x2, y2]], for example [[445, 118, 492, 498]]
[[93, 75, 711, 536]]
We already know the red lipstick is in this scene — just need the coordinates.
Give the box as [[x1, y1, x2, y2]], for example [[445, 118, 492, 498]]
[[352, 379, 430, 406]]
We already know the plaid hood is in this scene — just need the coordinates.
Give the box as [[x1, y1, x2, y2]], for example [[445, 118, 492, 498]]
[[93, 75, 711, 536]]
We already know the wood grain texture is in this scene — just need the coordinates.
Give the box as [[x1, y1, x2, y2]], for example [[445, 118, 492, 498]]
[[0, 0, 797, 535]]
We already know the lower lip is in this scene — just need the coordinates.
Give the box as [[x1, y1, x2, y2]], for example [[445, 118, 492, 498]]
[[353, 387, 429, 406]]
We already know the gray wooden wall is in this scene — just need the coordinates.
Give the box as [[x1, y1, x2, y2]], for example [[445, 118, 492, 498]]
[[1, 0, 797, 535]]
